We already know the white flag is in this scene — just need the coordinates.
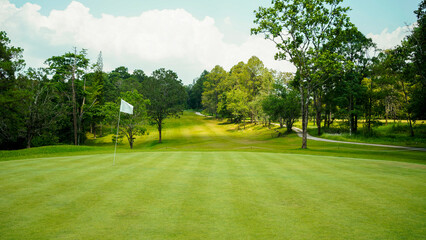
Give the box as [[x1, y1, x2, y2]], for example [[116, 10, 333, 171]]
[[120, 99, 133, 114]]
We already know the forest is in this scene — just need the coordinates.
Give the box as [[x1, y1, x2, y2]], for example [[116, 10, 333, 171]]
[[0, 0, 425, 150]]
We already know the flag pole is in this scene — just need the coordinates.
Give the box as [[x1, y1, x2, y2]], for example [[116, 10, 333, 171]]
[[113, 108, 121, 166]]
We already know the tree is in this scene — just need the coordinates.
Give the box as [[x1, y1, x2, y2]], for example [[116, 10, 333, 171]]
[[23, 68, 64, 148], [188, 70, 208, 110], [252, 0, 351, 148], [0, 31, 27, 149], [45, 48, 90, 145], [84, 51, 105, 138], [226, 87, 250, 129], [142, 68, 187, 143], [404, 0, 426, 128], [202, 66, 227, 117], [262, 81, 300, 132], [244, 56, 273, 122], [101, 91, 148, 149], [118, 91, 149, 149]]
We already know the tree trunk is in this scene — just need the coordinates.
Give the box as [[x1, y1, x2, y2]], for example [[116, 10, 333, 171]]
[[94, 124, 96, 139], [129, 132, 133, 149], [26, 132, 32, 149], [286, 120, 292, 133], [315, 92, 321, 136], [158, 121, 162, 143], [401, 81, 414, 137], [385, 104, 388, 125], [71, 69, 78, 145], [408, 118, 414, 137], [100, 123, 103, 137], [300, 86, 308, 149], [354, 114, 358, 132]]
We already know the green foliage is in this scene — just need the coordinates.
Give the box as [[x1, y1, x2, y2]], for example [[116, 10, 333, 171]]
[[202, 65, 227, 117], [44, 49, 89, 82], [226, 87, 250, 127], [118, 90, 149, 148], [142, 68, 187, 143], [187, 70, 208, 110], [262, 81, 300, 132], [252, 0, 353, 148], [0, 31, 27, 149]]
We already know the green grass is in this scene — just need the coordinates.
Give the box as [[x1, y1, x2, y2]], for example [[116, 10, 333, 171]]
[[299, 120, 426, 148], [1, 111, 425, 239], [1, 152, 425, 239], [84, 111, 425, 164]]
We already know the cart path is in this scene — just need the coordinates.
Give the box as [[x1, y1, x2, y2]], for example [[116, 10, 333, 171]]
[[291, 127, 426, 152], [195, 112, 426, 152]]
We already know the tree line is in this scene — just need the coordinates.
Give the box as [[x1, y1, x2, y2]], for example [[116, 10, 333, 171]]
[[0, 34, 187, 150], [248, 0, 425, 148], [186, 57, 301, 132], [1, 0, 424, 150], [185, 0, 425, 149]]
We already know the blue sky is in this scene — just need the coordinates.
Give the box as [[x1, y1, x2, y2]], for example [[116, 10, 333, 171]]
[[2, 0, 421, 84]]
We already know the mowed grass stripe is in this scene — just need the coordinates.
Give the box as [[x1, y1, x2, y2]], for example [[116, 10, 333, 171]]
[[0, 152, 425, 239], [227, 152, 285, 239], [0, 152, 165, 239], [55, 152, 179, 239], [260, 153, 425, 239], [0, 154, 116, 209], [67, 152, 198, 239]]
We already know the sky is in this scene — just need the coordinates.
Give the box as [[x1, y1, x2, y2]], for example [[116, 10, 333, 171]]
[[0, 0, 420, 84]]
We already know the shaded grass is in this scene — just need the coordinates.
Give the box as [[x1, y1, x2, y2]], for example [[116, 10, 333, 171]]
[[300, 120, 426, 148], [0, 145, 112, 162], [0, 152, 424, 239]]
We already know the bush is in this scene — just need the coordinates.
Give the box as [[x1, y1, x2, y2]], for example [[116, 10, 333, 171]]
[[31, 133, 60, 147]]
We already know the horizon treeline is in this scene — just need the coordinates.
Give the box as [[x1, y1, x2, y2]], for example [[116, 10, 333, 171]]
[[0, 0, 424, 150]]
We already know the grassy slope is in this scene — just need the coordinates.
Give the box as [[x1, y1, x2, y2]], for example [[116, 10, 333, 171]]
[[88, 111, 424, 164], [1, 111, 425, 239]]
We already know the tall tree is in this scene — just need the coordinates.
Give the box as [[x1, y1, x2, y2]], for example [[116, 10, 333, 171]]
[[142, 68, 187, 143], [226, 87, 250, 129], [45, 49, 89, 145], [23, 68, 64, 148], [0, 31, 27, 149], [404, 0, 426, 126], [252, 0, 351, 148], [202, 66, 227, 117], [244, 56, 273, 122]]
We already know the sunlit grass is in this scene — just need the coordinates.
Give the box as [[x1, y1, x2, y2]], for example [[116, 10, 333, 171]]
[[1, 151, 425, 239], [1, 111, 425, 239]]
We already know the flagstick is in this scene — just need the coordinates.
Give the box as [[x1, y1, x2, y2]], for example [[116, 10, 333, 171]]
[[113, 109, 121, 166]]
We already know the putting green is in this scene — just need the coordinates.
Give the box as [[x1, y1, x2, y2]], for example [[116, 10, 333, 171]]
[[1, 151, 424, 239]]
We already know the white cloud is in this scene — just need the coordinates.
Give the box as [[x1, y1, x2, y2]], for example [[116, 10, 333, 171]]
[[224, 16, 232, 25], [0, 0, 294, 83], [367, 24, 414, 50]]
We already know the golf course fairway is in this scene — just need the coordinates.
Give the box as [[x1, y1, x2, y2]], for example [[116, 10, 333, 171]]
[[1, 112, 425, 239]]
